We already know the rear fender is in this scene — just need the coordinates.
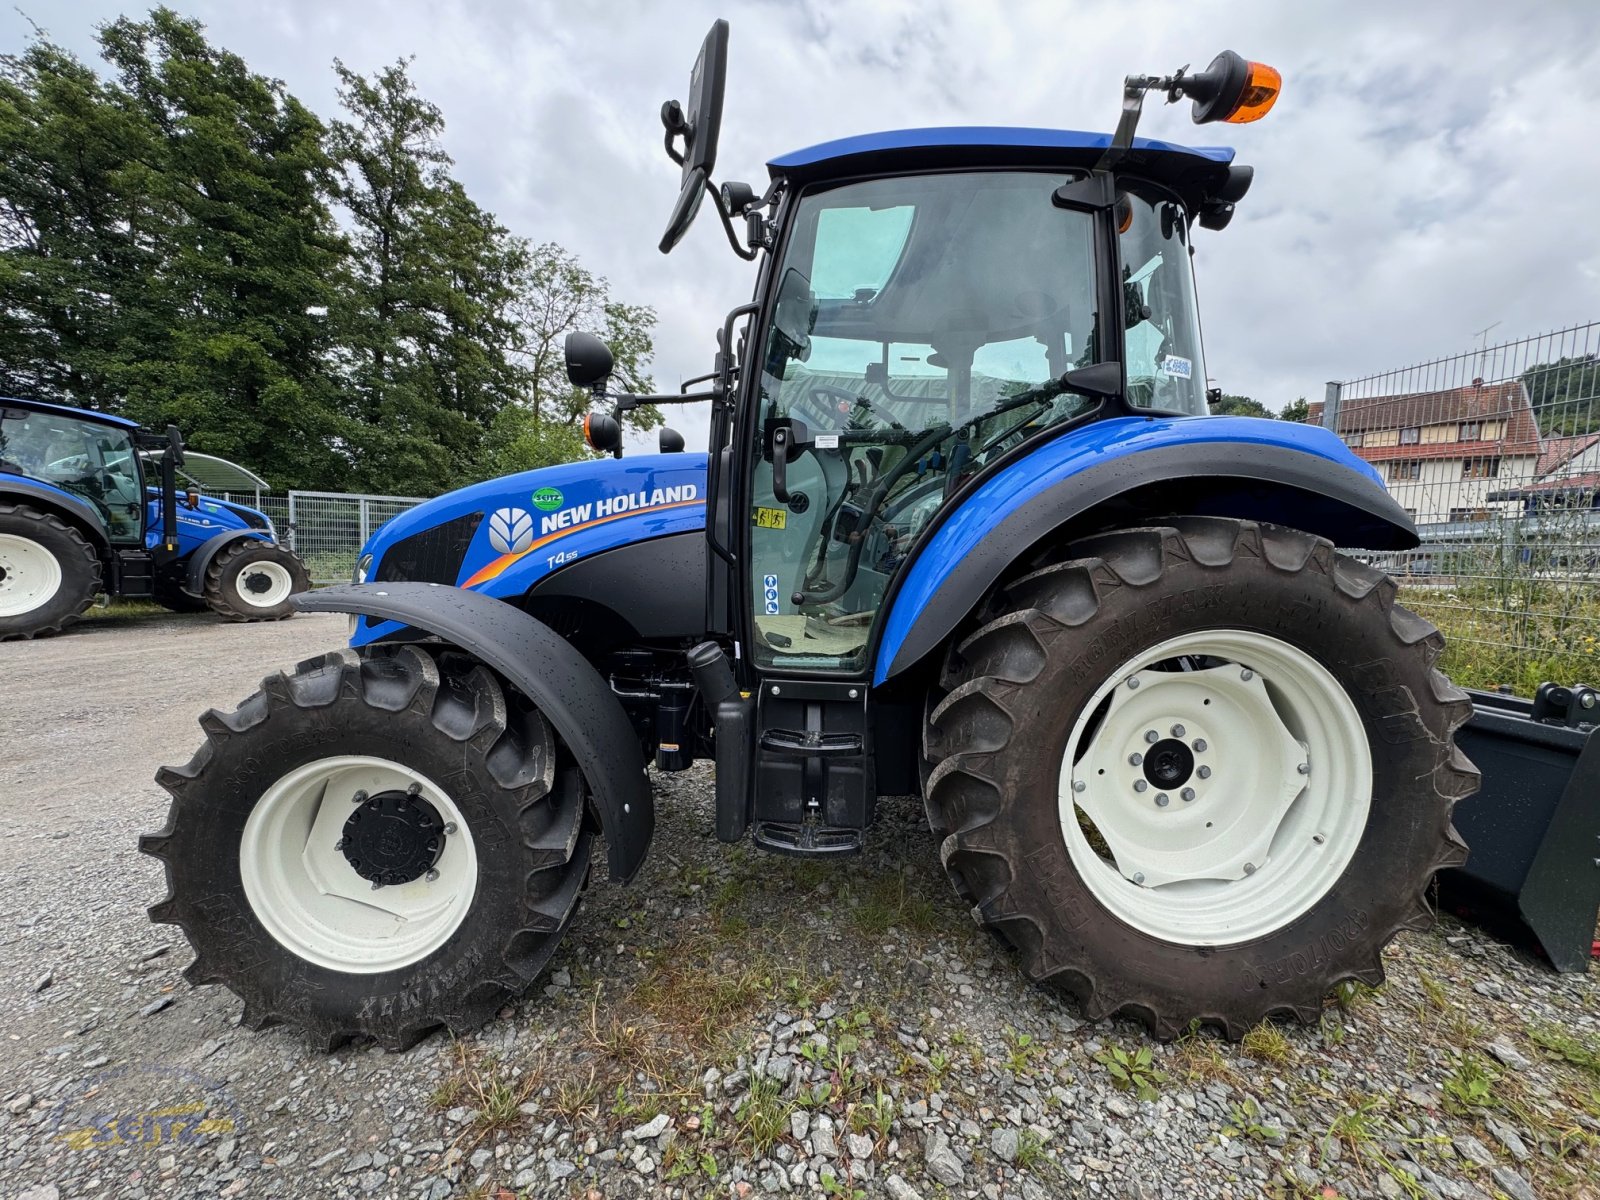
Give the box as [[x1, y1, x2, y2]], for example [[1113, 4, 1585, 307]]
[[184, 529, 271, 596], [296, 582, 653, 883], [875, 415, 1419, 684], [0, 477, 110, 548]]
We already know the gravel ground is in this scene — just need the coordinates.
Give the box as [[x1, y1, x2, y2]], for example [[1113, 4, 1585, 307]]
[[3, 612, 1599, 1200]]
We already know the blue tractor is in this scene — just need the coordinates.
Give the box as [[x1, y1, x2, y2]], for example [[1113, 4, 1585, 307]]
[[0, 398, 308, 638], [144, 29, 1477, 1049]]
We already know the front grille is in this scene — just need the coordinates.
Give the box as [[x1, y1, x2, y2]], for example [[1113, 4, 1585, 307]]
[[374, 511, 484, 584]]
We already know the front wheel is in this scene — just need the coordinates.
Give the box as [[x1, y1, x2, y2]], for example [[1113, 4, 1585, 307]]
[[923, 518, 1478, 1037], [141, 645, 591, 1050], [202, 540, 309, 621]]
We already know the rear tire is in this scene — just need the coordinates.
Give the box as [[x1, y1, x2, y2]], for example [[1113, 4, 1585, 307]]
[[142, 644, 591, 1050], [923, 518, 1478, 1038], [203, 540, 308, 621], [0, 504, 100, 640]]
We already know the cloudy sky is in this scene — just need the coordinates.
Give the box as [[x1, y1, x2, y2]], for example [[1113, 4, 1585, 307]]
[[16, 1, 1600, 447]]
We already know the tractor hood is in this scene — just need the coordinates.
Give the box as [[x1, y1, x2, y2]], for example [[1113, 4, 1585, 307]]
[[353, 453, 707, 645]]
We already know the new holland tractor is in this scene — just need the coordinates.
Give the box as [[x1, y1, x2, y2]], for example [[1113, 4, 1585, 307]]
[[0, 398, 308, 638], [143, 26, 1479, 1050]]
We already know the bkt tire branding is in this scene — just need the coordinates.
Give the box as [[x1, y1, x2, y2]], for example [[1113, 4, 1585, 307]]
[[487, 507, 535, 554]]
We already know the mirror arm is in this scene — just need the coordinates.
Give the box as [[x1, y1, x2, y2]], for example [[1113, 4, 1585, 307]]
[[705, 177, 758, 261]]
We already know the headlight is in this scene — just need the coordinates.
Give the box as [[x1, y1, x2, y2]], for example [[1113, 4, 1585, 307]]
[[355, 553, 373, 584]]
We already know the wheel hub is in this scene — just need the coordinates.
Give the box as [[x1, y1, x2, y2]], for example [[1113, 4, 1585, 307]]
[[243, 570, 273, 595], [338, 789, 447, 887], [1142, 738, 1194, 789]]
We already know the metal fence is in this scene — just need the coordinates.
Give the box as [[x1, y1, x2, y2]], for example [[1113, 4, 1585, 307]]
[[210, 489, 425, 585], [1318, 321, 1600, 693]]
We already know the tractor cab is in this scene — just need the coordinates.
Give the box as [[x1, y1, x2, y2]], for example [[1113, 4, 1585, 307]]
[[0, 400, 149, 545]]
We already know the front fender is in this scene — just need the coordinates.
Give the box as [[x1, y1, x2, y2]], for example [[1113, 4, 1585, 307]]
[[184, 529, 271, 596], [295, 582, 653, 884], [874, 415, 1418, 685]]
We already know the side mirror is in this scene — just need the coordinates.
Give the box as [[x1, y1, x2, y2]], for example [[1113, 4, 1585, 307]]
[[1059, 360, 1124, 399], [772, 268, 817, 353], [565, 332, 615, 389], [659, 427, 685, 454], [584, 411, 623, 456], [658, 20, 729, 254]]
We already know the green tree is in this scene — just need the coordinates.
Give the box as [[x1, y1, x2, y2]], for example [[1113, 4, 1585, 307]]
[[1208, 393, 1273, 418], [1522, 355, 1600, 436], [1279, 396, 1311, 423], [95, 8, 351, 489]]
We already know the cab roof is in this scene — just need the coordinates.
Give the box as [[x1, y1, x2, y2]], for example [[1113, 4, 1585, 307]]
[[0, 396, 140, 430], [768, 126, 1239, 210]]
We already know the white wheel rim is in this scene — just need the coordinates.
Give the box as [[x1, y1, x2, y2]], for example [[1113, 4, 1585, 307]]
[[1058, 629, 1371, 946], [240, 755, 478, 973], [235, 558, 294, 608], [0, 533, 64, 617]]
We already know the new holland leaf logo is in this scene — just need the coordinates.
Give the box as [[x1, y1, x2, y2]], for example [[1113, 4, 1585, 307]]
[[487, 507, 535, 554]]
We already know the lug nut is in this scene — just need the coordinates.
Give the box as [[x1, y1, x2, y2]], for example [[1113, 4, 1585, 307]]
[[1132, 872, 1145, 885], [1072, 780, 1086, 793], [406, 782, 421, 796], [1181, 787, 1196, 802], [1243, 862, 1256, 875], [1313, 833, 1327, 844], [1197, 765, 1212, 779], [1144, 730, 1159, 744], [335, 837, 347, 851], [1170, 723, 1186, 738], [371, 879, 384, 890], [1128, 752, 1144, 766], [351, 789, 368, 804], [1240, 669, 1254, 682], [443, 822, 457, 836], [1133, 780, 1149, 793], [1127, 677, 1141, 689], [1193, 738, 1208, 752], [1155, 793, 1169, 807], [1297, 762, 1311, 775], [425, 868, 440, 882]]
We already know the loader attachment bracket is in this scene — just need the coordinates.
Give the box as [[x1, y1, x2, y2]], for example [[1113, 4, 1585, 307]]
[[296, 582, 654, 884]]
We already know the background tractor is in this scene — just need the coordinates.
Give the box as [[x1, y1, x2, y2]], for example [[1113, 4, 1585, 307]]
[[143, 26, 1483, 1050], [0, 397, 308, 638]]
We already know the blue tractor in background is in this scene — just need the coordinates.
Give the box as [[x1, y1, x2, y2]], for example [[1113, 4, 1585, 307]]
[[0, 398, 308, 638], [144, 27, 1480, 1050]]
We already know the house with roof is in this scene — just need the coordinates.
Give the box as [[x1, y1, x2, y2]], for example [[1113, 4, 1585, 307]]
[[1306, 380, 1545, 524], [1489, 432, 1600, 512]]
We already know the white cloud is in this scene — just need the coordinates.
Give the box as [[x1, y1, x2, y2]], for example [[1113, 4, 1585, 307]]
[[13, 0, 1600, 446]]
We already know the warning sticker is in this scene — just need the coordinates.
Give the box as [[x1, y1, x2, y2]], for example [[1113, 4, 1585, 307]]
[[762, 573, 781, 615], [1159, 355, 1192, 379], [753, 506, 787, 530]]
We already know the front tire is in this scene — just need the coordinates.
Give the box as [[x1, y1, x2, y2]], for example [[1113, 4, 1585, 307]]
[[141, 645, 591, 1050], [0, 504, 100, 639], [203, 540, 309, 621], [923, 518, 1478, 1038]]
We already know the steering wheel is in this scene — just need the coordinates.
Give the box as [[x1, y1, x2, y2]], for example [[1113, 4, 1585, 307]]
[[808, 384, 905, 430]]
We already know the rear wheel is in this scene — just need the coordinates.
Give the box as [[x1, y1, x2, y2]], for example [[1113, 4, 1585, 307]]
[[203, 540, 308, 621], [0, 504, 100, 639], [141, 644, 591, 1050], [923, 518, 1478, 1037]]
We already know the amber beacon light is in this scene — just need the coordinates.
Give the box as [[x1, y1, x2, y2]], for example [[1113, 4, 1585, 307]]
[[1184, 50, 1281, 125]]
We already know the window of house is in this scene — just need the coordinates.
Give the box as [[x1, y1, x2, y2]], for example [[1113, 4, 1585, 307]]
[[1458, 421, 1482, 441], [1388, 460, 1422, 482], [1462, 457, 1500, 480], [1344, 432, 1363, 448], [1399, 427, 1421, 444], [1449, 506, 1491, 522]]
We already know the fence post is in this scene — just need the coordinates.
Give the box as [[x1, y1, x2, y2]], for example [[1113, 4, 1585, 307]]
[[359, 498, 370, 547], [1322, 380, 1343, 432], [286, 492, 298, 554]]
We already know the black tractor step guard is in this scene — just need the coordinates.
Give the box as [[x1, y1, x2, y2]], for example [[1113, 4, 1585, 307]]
[[1441, 684, 1599, 972], [296, 583, 654, 884]]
